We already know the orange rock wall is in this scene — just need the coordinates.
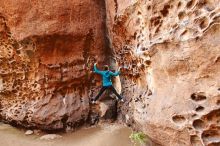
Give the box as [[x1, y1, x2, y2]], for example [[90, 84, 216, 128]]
[[106, 0, 220, 145], [0, 0, 220, 145], [0, 0, 112, 130]]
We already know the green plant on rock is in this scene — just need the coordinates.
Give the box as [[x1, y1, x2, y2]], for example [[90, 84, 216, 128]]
[[129, 131, 147, 146]]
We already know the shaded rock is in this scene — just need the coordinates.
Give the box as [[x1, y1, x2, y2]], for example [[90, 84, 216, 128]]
[[100, 99, 117, 121], [99, 102, 109, 117], [33, 130, 42, 136], [88, 98, 117, 125]]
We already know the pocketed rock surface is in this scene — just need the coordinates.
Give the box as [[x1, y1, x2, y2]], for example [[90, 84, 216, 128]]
[[106, 0, 220, 145], [0, 0, 220, 146], [0, 0, 116, 130]]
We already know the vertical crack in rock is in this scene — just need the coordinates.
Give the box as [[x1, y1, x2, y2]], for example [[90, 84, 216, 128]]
[[82, 28, 94, 86], [114, 0, 118, 21]]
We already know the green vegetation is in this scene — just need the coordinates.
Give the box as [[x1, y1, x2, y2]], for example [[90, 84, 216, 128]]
[[129, 131, 147, 146]]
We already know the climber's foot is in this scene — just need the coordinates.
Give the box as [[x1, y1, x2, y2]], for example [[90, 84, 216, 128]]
[[91, 99, 97, 104], [120, 98, 125, 102], [116, 97, 125, 102]]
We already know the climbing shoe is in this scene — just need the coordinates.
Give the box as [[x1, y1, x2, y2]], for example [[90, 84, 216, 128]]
[[120, 98, 125, 102], [91, 99, 97, 104], [116, 97, 125, 102]]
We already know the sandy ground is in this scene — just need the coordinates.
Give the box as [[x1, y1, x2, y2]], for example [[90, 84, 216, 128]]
[[0, 122, 135, 146]]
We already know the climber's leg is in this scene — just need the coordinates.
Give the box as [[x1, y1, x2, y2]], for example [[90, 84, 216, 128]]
[[93, 86, 108, 101], [109, 86, 124, 101]]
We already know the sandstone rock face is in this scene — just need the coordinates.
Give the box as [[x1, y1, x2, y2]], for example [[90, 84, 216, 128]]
[[106, 0, 220, 145], [0, 0, 116, 130], [0, 0, 220, 146], [39, 134, 62, 140]]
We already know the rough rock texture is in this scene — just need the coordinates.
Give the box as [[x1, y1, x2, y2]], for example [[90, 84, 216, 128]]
[[105, 0, 220, 145], [0, 0, 118, 130], [0, 0, 220, 146]]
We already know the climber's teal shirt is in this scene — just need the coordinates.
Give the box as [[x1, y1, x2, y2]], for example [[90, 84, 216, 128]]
[[94, 65, 120, 87]]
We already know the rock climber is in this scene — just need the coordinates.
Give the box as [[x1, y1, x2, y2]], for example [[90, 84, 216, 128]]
[[91, 62, 124, 104]]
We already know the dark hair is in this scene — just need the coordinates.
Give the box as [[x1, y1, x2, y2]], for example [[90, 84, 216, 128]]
[[104, 65, 109, 71]]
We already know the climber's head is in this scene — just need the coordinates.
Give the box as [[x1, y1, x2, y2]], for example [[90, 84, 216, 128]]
[[104, 65, 109, 71]]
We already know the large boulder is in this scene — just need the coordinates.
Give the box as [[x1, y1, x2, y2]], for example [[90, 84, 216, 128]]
[[106, 0, 220, 145], [0, 0, 116, 130]]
